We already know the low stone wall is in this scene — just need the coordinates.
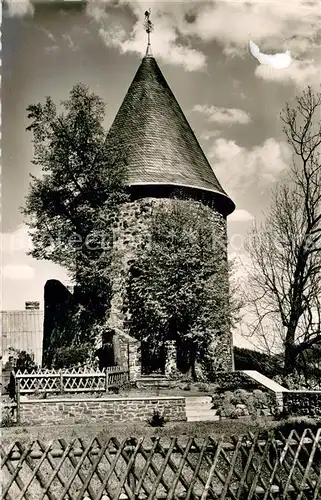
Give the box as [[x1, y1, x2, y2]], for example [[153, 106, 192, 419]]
[[283, 391, 321, 417], [19, 396, 186, 426]]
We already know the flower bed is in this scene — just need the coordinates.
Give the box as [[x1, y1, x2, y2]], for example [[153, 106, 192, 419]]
[[211, 388, 279, 419]]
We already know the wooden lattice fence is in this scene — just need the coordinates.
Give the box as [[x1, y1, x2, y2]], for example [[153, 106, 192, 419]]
[[1, 428, 321, 499], [14, 367, 129, 395]]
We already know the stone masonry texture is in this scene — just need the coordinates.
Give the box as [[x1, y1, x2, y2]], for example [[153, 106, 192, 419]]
[[19, 396, 186, 426], [108, 197, 233, 373], [283, 391, 321, 417]]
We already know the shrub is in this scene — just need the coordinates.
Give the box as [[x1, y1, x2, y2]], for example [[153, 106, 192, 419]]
[[218, 402, 240, 419], [110, 380, 132, 394], [167, 368, 184, 381], [213, 389, 276, 419], [273, 371, 321, 391], [148, 409, 166, 427], [197, 382, 211, 392], [1, 407, 15, 428], [231, 389, 250, 405], [52, 343, 93, 369], [274, 416, 321, 436]]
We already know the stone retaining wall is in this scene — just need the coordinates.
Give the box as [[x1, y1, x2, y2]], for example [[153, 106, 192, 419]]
[[283, 391, 321, 417], [19, 396, 186, 426]]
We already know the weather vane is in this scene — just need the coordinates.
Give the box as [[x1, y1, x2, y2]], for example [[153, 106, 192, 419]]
[[144, 9, 154, 54]]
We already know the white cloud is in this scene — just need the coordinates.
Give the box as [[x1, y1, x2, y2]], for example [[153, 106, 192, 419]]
[[2, 264, 35, 280], [255, 58, 321, 86], [87, 0, 208, 71], [200, 130, 221, 141], [229, 209, 254, 223], [193, 104, 251, 125], [36, 26, 56, 42], [223, 44, 245, 59], [62, 34, 79, 52], [98, 25, 127, 49], [208, 137, 291, 196], [4, 0, 34, 17], [44, 45, 60, 54], [98, 17, 206, 72], [180, 0, 321, 48], [86, 0, 321, 81]]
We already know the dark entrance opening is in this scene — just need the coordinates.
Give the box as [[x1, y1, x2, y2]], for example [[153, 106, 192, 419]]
[[141, 341, 166, 375], [95, 330, 116, 371]]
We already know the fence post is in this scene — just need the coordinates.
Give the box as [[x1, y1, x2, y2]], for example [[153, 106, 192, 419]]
[[60, 370, 64, 394], [16, 378, 21, 425], [127, 439, 136, 494], [105, 369, 109, 393], [127, 342, 130, 381]]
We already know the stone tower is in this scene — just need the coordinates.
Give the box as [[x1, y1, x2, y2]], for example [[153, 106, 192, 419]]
[[106, 28, 235, 374]]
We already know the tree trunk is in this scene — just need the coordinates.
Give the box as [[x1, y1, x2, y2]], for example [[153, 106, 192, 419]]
[[284, 329, 297, 374], [190, 343, 198, 381]]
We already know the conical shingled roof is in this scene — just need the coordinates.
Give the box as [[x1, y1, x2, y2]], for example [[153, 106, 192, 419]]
[[107, 54, 235, 215]]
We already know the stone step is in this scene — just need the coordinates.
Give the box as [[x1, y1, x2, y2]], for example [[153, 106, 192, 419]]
[[186, 406, 213, 413], [187, 414, 220, 422], [185, 395, 218, 422], [135, 375, 170, 387], [185, 400, 213, 406], [186, 410, 218, 418], [185, 396, 212, 404], [136, 377, 168, 382]]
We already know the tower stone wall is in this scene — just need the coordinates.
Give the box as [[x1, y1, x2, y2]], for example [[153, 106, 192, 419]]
[[108, 196, 234, 372]]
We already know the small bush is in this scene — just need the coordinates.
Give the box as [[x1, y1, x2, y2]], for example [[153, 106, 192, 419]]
[[148, 409, 166, 427], [213, 389, 276, 419], [197, 382, 211, 392], [274, 416, 321, 436], [274, 371, 321, 391], [1, 407, 15, 428], [231, 389, 250, 405], [110, 380, 132, 395], [52, 343, 93, 369], [218, 402, 240, 419]]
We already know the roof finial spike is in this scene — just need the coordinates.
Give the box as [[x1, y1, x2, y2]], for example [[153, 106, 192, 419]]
[[144, 8, 154, 57]]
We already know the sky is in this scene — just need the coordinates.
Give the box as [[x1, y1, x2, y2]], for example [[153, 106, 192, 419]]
[[2, 0, 321, 349]]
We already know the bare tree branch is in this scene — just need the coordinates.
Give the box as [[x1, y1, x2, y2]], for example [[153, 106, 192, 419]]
[[244, 86, 321, 375]]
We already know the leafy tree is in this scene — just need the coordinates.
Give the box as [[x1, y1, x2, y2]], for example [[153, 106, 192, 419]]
[[233, 346, 283, 378], [51, 343, 94, 369], [124, 198, 241, 380], [22, 83, 128, 353], [245, 87, 321, 375]]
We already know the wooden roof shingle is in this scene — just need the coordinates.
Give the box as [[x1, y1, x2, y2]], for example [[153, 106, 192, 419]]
[[107, 55, 235, 216]]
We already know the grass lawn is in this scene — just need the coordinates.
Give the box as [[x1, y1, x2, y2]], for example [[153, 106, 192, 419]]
[[1, 417, 279, 446]]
